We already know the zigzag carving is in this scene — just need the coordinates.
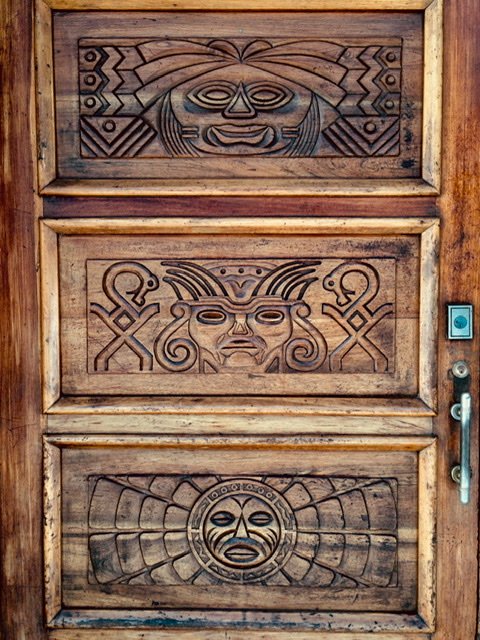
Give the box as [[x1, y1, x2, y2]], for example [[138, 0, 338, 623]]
[[77, 38, 403, 158]]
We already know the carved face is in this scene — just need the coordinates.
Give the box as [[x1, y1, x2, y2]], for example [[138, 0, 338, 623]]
[[186, 297, 294, 369], [204, 494, 280, 568], [155, 260, 327, 374], [168, 67, 314, 155]]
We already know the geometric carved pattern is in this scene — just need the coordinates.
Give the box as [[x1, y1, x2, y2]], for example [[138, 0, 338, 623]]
[[322, 262, 394, 372], [88, 258, 395, 374], [78, 38, 402, 158], [88, 474, 398, 587]]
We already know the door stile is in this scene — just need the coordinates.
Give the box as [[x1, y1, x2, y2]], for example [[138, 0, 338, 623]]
[[0, 0, 46, 638], [436, 0, 480, 637]]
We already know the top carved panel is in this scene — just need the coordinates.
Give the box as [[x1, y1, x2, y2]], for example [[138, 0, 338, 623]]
[[78, 36, 403, 160], [41, 10, 439, 194]]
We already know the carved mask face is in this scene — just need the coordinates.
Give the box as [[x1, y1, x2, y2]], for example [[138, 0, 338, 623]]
[[204, 494, 280, 568], [186, 296, 293, 368], [168, 67, 314, 155]]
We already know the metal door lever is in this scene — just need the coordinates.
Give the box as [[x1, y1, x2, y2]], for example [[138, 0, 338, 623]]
[[450, 361, 472, 505]]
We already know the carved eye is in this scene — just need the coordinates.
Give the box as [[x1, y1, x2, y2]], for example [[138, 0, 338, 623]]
[[147, 279, 155, 287], [246, 82, 293, 110], [248, 511, 273, 526], [197, 309, 227, 324], [255, 309, 285, 325], [188, 82, 236, 109], [210, 511, 235, 526]]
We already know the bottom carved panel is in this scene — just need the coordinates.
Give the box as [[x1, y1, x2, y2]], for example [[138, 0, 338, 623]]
[[88, 474, 399, 588], [46, 436, 436, 629]]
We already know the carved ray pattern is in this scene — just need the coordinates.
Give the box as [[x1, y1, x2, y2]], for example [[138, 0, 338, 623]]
[[78, 37, 402, 158], [87, 258, 395, 374], [88, 474, 399, 587]]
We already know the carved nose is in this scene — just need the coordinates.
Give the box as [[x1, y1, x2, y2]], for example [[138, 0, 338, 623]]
[[223, 84, 256, 119], [229, 314, 251, 335], [234, 514, 249, 538]]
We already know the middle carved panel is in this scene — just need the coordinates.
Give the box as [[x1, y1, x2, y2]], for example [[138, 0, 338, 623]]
[[57, 231, 420, 397]]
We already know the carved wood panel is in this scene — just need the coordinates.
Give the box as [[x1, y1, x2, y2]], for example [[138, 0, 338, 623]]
[[57, 442, 423, 617], [51, 11, 424, 184], [87, 474, 400, 588], [57, 232, 420, 397]]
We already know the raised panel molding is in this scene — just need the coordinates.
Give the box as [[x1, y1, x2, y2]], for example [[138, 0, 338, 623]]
[[35, 0, 442, 195], [40, 217, 438, 412], [40, 218, 438, 411], [44, 436, 436, 632]]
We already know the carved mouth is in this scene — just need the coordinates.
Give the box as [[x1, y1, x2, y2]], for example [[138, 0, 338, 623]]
[[206, 124, 275, 147], [224, 544, 260, 564], [219, 338, 259, 353]]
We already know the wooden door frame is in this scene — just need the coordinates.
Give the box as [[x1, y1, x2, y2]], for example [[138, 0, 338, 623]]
[[1, 0, 479, 638]]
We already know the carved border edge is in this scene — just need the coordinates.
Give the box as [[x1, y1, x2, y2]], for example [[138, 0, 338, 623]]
[[34, 0, 443, 196], [39, 217, 439, 415], [42, 434, 437, 631]]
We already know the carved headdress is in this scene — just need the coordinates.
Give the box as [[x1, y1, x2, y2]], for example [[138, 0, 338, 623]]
[[135, 39, 347, 109], [161, 259, 321, 303], [154, 260, 327, 373]]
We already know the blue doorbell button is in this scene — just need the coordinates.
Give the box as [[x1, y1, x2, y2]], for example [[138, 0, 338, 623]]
[[448, 305, 473, 339]]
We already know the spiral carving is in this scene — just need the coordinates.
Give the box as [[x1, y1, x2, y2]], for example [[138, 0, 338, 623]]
[[154, 302, 198, 372]]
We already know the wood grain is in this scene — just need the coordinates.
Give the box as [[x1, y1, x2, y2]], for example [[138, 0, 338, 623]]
[[417, 441, 437, 630], [422, 0, 443, 190], [41, 178, 438, 197], [47, 395, 435, 417], [44, 0, 436, 9], [45, 437, 431, 623], [43, 216, 436, 235], [48, 632, 431, 640], [48, 629, 431, 640], [35, 0, 55, 189], [435, 0, 480, 638], [4, 0, 480, 638], [0, 0, 45, 637], [54, 232, 418, 397], [48, 612, 431, 634], [44, 442, 62, 623], [39, 8, 436, 194], [43, 196, 439, 219], [418, 222, 440, 410], [40, 223, 60, 410], [46, 413, 434, 436]]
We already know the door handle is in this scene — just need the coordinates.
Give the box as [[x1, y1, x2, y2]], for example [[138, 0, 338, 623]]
[[450, 361, 472, 505]]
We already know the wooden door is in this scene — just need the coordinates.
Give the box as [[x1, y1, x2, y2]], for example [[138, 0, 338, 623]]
[[1, 1, 480, 639]]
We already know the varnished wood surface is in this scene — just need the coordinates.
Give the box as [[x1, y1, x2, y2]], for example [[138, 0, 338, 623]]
[[2, 0, 480, 638], [35, 2, 443, 195], [52, 12, 422, 182], [48, 632, 431, 640], [41, 178, 440, 196], [435, 0, 480, 638], [0, 0, 45, 638], [45, 436, 434, 628], [43, 0, 437, 9], [57, 232, 418, 396], [41, 217, 437, 410], [43, 196, 439, 218]]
